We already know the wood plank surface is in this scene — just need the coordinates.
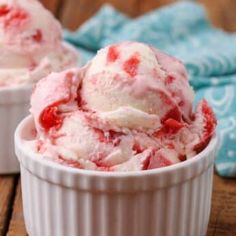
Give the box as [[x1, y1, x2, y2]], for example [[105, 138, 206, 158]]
[[59, 0, 140, 30], [40, 0, 60, 15], [7, 180, 26, 236], [199, 0, 236, 32], [207, 174, 236, 236], [50, 0, 236, 32], [137, 0, 176, 14], [0, 176, 17, 236]]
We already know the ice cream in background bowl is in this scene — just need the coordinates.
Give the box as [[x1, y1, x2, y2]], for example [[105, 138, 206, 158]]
[[0, 0, 77, 86], [0, 0, 77, 174], [15, 41, 217, 236]]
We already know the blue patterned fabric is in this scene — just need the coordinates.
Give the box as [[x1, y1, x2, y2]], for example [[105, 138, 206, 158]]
[[64, 2, 236, 177]]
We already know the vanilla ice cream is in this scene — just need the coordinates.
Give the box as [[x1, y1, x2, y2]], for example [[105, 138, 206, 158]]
[[28, 42, 216, 171], [0, 0, 77, 87]]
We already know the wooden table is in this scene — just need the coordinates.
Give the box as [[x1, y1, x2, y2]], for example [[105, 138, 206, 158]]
[[40, 0, 236, 32], [0, 173, 235, 236]]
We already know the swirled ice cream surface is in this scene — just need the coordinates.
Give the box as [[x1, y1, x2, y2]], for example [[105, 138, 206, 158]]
[[0, 0, 77, 87], [28, 41, 216, 171]]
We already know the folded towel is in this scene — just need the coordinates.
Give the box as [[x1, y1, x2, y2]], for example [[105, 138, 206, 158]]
[[64, 2, 236, 177]]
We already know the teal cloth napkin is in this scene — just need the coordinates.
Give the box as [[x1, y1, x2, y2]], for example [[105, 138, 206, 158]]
[[64, 2, 236, 177]]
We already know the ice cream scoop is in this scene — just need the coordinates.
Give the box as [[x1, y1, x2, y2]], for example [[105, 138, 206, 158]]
[[29, 41, 216, 171], [82, 41, 194, 125], [0, 0, 77, 87]]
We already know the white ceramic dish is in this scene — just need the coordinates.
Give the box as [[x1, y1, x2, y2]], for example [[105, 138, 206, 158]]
[[0, 42, 78, 174], [15, 115, 217, 236], [0, 84, 31, 174]]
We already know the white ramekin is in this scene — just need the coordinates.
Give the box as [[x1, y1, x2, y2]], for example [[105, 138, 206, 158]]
[[0, 85, 31, 174], [0, 42, 78, 174], [15, 116, 217, 236]]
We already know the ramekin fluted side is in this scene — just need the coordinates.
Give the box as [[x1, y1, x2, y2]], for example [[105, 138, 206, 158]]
[[16, 116, 217, 236], [0, 86, 31, 174]]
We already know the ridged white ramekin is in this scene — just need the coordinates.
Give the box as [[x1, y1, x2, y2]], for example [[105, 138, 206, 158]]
[[0, 43, 78, 174], [0, 85, 31, 174], [15, 116, 217, 236]]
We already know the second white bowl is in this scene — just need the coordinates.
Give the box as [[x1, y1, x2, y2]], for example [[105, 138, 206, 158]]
[[0, 85, 31, 174]]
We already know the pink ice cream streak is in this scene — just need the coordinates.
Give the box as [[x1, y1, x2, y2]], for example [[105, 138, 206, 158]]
[[29, 41, 216, 172], [0, 0, 77, 87]]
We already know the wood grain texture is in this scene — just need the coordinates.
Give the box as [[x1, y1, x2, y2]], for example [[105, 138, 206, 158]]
[[59, 0, 140, 30], [199, 0, 236, 32], [137, 0, 176, 14], [40, 0, 60, 15], [207, 174, 236, 236], [7, 180, 27, 236], [53, 0, 236, 32], [0, 177, 16, 236]]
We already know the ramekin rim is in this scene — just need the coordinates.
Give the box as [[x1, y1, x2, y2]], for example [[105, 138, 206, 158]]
[[15, 115, 217, 178]]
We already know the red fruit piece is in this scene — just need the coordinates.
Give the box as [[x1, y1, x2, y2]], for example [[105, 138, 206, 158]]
[[166, 143, 175, 149], [161, 107, 182, 123], [35, 71, 74, 132], [165, 75, 175, 85], [107, 45, 119, 63], [39, 105, 63, 132], [154, 106, 183, 136], [123, 54, 140, 77], [154, 118, 184, 138], [92, 153, 111, 170], [179, 154, 187, 162], [132, 142, 144, 154], [148, 155, 172, 169], [201, 99, 216, 135], [144, 150, 172, 170], [4, 7, 28, 28], [0, 5, 10, 17], [193, 100, 217, 153], [76, 83, 86, 108], [163, 118, 185, 133], [194, 142, 207, 154], [94, 128, 108, 143], [90, 152, 112, 171], [32, 29, 43, 43], [58, 156, 82, 169], [178, 100, 185, 107]]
